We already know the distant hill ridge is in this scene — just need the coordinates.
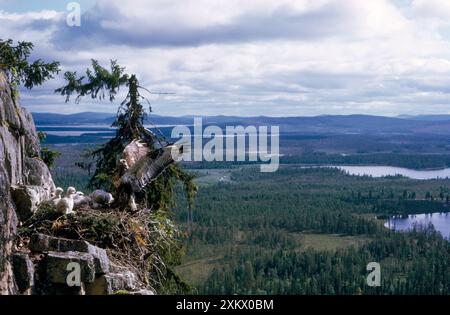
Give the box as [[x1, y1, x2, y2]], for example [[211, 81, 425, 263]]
[[31, 112, 450, 135]]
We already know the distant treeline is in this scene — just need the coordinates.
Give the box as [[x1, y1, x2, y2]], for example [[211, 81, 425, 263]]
[[42, 134, 112, 144], [344, 189, 450, 215], [281, 152, 450, 170], [182, 152, 450, 170]]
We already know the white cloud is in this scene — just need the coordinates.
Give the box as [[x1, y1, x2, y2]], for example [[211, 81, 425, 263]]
[[1, 0, 450, 116], [0, 9, 62, 43], [412, 0, 450, 20]]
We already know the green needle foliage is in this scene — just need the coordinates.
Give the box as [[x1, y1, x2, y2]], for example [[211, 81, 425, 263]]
[[56, 59, 197, 210], [0, 39, 60, 99], [38, 131, 61, 169], [56, 59, 197, 292]]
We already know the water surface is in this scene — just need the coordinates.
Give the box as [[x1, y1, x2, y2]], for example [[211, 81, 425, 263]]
[[335, 165, 450, 180], [385, 212, 450, 238]]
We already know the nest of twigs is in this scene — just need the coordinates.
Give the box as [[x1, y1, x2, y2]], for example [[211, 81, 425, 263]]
[[18, 201, 181, 289]]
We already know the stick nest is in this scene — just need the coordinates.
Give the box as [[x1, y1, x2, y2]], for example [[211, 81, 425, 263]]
[[18, 201, 181, 289]]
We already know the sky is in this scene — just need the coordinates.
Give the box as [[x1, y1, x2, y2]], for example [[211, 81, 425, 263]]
[[1, 0, 450, 116]]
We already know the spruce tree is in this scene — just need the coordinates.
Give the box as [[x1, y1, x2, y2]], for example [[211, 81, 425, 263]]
[[56, 59, 196, 210], [0, 39, 60, 97], [56, 59, 197, 291]]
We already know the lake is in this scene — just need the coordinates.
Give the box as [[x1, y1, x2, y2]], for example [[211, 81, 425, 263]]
[[37, 124, 180, 136], [32, 125, 450, 181], [385, 212, 450, 238], [335, 165, 450, 180]]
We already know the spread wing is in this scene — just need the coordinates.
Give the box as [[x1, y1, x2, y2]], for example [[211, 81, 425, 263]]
[[123, 139, 151, 169], [120, 144, 185, 192]]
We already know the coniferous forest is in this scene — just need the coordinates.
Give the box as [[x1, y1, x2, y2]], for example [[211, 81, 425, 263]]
[[47, 143, 450, 295], [171, 166, 450, 294]]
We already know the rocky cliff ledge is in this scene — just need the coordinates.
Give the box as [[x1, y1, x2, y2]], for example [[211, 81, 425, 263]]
[[0, 72, 152, 295]]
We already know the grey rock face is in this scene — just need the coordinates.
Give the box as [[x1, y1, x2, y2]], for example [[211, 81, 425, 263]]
[[11, 185, 53, 220], [89, 245, 110, 275], [0, 162, 17, 294], [30, 233, 88, 252], [106, 270, 137, 291], [12, 253, 34, 294], [29, 234, 153, 295], [0, 73, 55, 190], [42, 251, 96, 284], [84, 270, 155, 295], [29, 233, 110, 274], [23, 157, 55, 190], [84, 273, 134, 295], [0, 71, 56, 294], [84, 275, 113, 295]]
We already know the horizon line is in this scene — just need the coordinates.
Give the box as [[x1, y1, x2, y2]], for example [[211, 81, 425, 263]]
[[29, 111, 450, 118]]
